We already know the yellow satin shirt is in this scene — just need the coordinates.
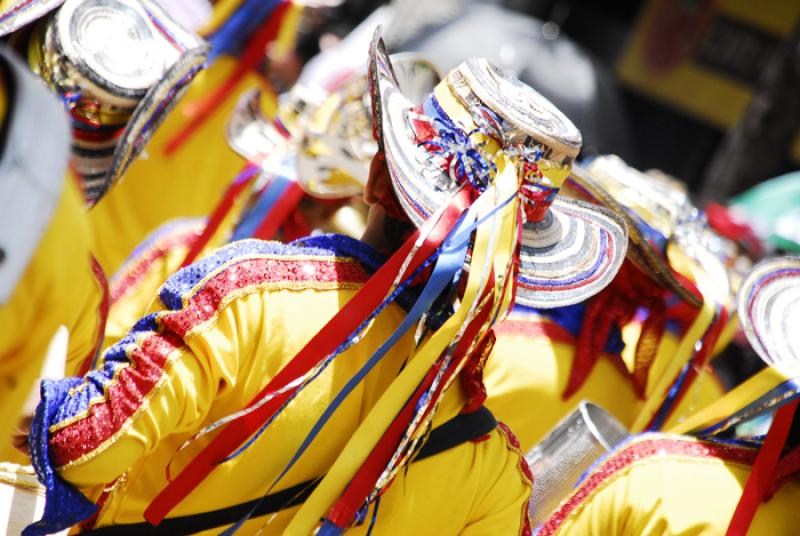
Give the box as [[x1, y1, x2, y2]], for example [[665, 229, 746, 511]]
[[539, 433, 800, 536], [0, 178, 105, 450], [37, 237, 531, 534], [484, 308, 724, 452]]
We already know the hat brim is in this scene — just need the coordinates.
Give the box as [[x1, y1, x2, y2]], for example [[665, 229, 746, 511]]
[[566, 164, 702, 308], [298, 54, 441, 200], [738, 256, 800, 378], [82, 0, 208, 204], [0, 0, 63, 37], [85, 42, 207, 204], [516, 197, 627, 308], [226, 89, 294, 163], [369, 28, 627, 308]]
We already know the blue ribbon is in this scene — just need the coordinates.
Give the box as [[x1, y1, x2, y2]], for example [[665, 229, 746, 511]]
[[206, 0, 281, 61], [230, 162, 296, 241]]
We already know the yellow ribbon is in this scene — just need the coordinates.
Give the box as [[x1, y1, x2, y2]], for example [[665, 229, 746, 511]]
[[632, 246, 720, 432], [669, 367, 788, 435], [286, 155, 519, 534]]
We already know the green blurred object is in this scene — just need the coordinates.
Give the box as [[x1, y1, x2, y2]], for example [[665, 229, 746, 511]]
[[729, 171, 800, 253]]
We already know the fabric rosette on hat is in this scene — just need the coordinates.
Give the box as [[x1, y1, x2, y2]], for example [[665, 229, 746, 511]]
[[369, 31, 628, 308], [1, 0, 208, 205]]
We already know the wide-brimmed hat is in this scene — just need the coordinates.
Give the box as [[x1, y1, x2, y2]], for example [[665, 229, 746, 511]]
[[226, 54, 441, 201], [738, 256, 800, 378], [369, 28, 627, 308], [567, 155, 745, 308], [297, 53, 440, 199], [225, 87, 315, 167], [5, 0, 208, 204], [566, 157, 702, 307]]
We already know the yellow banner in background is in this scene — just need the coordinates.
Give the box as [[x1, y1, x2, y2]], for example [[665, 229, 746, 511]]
[[617, 0, 800, 131]]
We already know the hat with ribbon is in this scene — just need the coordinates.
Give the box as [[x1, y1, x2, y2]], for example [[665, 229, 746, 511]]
[[369, 30, 628, 308], [687, 256, 800, 535], [668, 258, 800, 440], [5, 0, 208, 205], [566, 155, 744, 308]]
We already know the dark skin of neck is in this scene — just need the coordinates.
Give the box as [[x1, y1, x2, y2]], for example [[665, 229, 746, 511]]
[[360, 153, 397, 254]]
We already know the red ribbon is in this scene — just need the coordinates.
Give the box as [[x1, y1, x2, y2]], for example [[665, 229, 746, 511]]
[[251, 180, 305, 241], [144, 190, 470, 525], [179, 164, 261, 268], [162, 1, 289, 157], [77, 256, 110, 376], [563, 262, 663, 400], [706, 202, 764, 259], [326, 288, 496, 528], [726, 399, 799, 536]]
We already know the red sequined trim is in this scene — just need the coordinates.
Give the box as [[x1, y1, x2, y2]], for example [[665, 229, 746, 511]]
[[161, 256, 371, 337], [50, 255, 370, 466], [461, 330, 495, 413], [49, 332, 183, 466], [538, 436, 758, 535], [111, 226, 202, 303], [497, 422, 534, 536]]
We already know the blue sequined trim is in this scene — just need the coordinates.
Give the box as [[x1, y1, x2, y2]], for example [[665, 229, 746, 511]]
[[25, 379, 97, 535]]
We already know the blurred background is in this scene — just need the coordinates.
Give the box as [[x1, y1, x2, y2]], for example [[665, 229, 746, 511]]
[[269, 0, 800, 200]]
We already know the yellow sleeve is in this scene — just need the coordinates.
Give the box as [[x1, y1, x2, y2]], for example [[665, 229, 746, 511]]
[[542, 435, 751, 536], [40, 295, 251, 487], [461, 424, 533, 535], [0, 177, 96, 445]]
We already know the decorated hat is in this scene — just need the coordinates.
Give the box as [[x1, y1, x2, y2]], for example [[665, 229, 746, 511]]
[[368, 28, 627, 308], [12, 0, 208, 205], [566, 157, 702, 307], [225, 87, 315, 166], [226, 54, 441, 199], [0, 46, 70, 304], [297, 53, 440, 199], [738, 256, 800, 378], [567, 155, 746, 308]]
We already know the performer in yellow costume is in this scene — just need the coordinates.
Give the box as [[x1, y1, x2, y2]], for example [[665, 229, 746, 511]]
[[87, 0, 304, 273], [25, 30, 631, 535], [102, 55, 438, 351], [484, 155, 737, 451], [540, 256, 800, 536], [0, 47, 105, 455]]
